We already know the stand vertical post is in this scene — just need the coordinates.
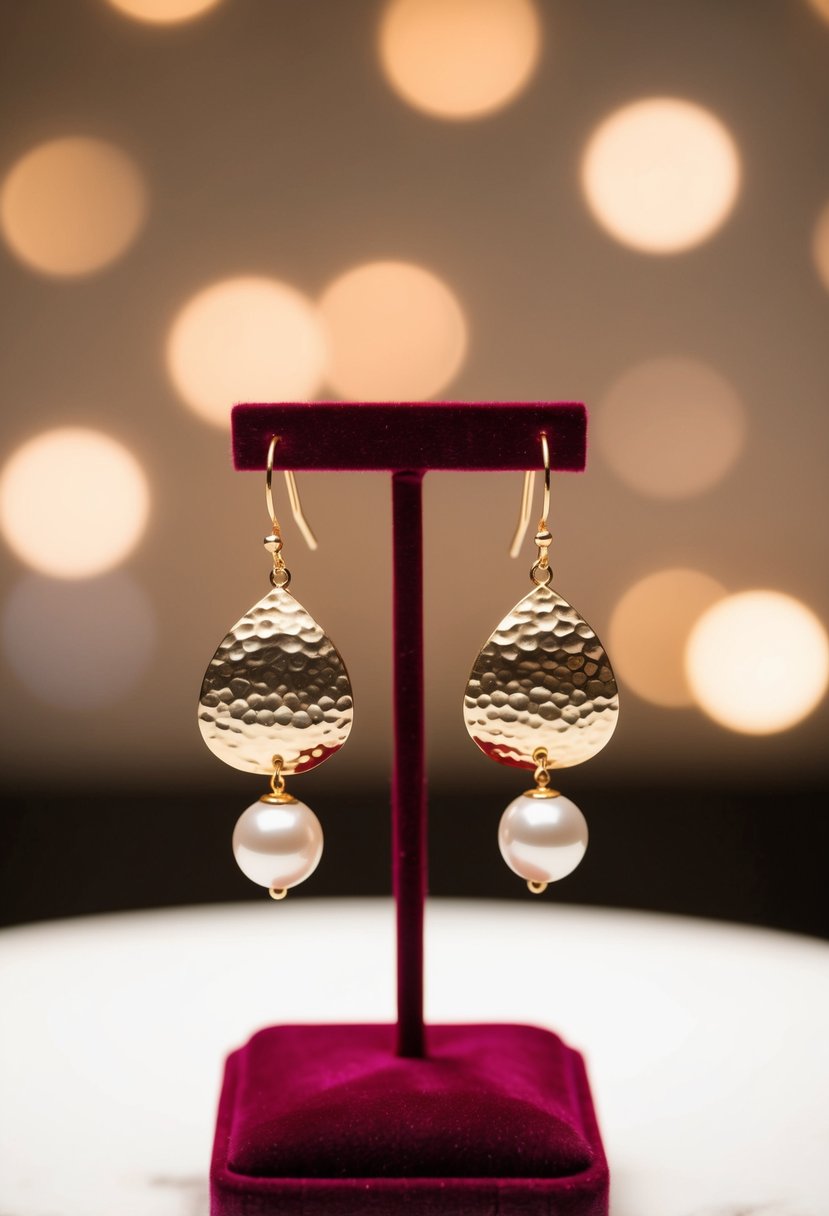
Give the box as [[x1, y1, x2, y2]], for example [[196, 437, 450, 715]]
[[391, 470, 426, 1058]]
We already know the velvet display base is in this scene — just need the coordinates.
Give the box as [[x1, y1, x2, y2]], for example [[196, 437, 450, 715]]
[[211, 1023, 609, 1215]]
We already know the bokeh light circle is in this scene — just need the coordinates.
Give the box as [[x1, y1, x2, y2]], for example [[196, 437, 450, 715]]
[[167, 276, 327, 426], [805, 0, 829, 24], [379, 0, 541, 120], [0, 137, 146, 276], [0, 428, 150, 579], [318, 260, 467, 399], [106, 0, 222, 21], [686, 591, 829, 734], [812, 200, 829, 293], [597, 357, 746, 498], [581, 98, 740, 253], [609, 569, 727, 707], [3, 573, 155, 709]]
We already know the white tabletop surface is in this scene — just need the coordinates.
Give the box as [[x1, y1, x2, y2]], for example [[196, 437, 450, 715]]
[[0, 898, 827, 1216]]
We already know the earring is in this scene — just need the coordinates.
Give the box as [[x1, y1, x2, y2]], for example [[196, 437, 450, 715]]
[[197, 436, 353, 900], [463, 433, 619, 893]]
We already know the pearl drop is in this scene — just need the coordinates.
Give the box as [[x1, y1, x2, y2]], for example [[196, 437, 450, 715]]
[[498, 792, 588, 884], [232, 797, 323, 890]]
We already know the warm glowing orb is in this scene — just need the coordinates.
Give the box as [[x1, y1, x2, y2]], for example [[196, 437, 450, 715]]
[[0, 137, 146, 276], [805, 0, 829, 24], [609, 569, 727, 707], [319, 260, 467, 399], [686, 591, 829, 734], [3, 573, 155, 709], [0, 428, 150, 579], [379, 0, 541, 119], [597, 357, 745, 498], [581, 98, 740, 253], [812, 201, 829, 293], [167, 276, 327, 426], [106, 0, 222, 22]]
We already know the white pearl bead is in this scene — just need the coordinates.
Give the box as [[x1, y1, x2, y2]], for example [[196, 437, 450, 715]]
[[498, 792, 588, 884], [232, 797, 323, 890]]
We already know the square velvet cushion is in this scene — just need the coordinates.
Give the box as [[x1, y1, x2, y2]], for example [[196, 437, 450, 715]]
[[211, 1023, 609, 1215]]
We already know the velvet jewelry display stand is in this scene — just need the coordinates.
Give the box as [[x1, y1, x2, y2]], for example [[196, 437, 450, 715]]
[[211, 402, 609, 1216]]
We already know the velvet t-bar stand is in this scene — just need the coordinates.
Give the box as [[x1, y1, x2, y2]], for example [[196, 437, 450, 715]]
[[210, 402, 609, 1216]]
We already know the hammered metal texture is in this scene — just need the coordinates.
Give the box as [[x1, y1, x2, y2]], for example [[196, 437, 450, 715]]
[[198, 586, 353, 776], [464, 583, 619, 770]]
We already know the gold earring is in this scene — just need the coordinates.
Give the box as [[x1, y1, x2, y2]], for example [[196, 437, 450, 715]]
[[198, 436, 354, 899], [463, 432, 619, 893]]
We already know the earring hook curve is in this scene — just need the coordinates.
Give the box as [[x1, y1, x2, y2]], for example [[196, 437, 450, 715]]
[[509, 431, 550, 558], [265, 435, 318, 551]]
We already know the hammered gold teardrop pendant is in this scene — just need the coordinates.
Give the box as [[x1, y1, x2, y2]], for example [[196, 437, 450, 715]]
[[198, 586, 353, 776], [464, 583, 619, 770]]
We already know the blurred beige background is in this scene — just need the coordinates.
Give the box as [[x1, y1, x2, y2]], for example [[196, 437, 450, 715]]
[[0, 1, 828, 931]]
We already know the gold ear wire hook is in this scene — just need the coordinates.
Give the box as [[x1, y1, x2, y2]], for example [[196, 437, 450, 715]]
[[265, 435, 318, 551], [509, 432, 551, 557]]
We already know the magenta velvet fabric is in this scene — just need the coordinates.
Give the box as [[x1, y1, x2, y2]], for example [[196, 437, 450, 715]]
[[391, 472, 427, 1057], [211, 1023, 609, 1215], [231, 401, 587, 471]]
